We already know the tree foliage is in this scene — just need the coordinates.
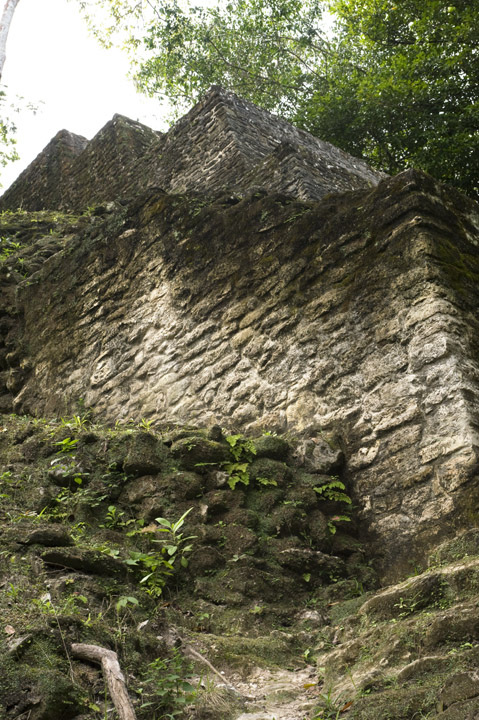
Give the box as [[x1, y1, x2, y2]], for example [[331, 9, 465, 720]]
[[77, 0, 326, 118], [0, 88, 18, 177], [79, 0, 479, 197], [317, 0, 479, 195]]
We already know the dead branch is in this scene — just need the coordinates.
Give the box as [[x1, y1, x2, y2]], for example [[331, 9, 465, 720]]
[[71, 643, 137, 720]]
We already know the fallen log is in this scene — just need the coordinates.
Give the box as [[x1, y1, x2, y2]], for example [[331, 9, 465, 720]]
[[71, 643, 137, 720]]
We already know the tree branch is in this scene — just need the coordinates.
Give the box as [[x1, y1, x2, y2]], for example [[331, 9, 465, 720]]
[[71, 643, 137, 720], [204, 35, 303, 92]]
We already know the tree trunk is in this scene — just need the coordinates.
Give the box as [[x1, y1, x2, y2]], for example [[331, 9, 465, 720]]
[[0, 0, 21, 81], [71, 643, 138, 720]]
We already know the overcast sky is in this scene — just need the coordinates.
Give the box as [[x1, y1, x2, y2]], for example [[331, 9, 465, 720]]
[[1, 0, 166, 190]]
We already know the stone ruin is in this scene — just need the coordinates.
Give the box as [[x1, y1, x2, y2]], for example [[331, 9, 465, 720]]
[[0, 86, 382, 212], [2, 85, 479, 578]]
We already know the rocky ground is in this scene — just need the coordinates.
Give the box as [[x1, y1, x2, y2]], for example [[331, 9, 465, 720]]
[[1, 412, 479, 720]]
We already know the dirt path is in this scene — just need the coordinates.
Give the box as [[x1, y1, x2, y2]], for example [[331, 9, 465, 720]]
[[233, 666, 319, 720]]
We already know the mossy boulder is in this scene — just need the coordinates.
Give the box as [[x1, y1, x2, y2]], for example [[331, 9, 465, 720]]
[[253, 434, 290, 461], [170, 436, 231, 471], [359, 571, 447, 621], [22, 526, 74, 547], [123, 432, 170, 477], [436, 698, 479, 719], [248, 458, 292, 487], [33, 671, 82, 720], [263, 504, 307, 537], [343, 686, 432, 720]]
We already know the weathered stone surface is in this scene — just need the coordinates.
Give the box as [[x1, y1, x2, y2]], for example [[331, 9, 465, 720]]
[[22, 526, 73, 547], [424, 604, 479, 648], [440, 671, 479, 709], [395, 655, 451, 682], [295, 435, 345, 474], [0, 87, 383, 212], [1, 90, 479, 579], [436, 698, 479, 719], [0, 129, 88, 210], [40, 548, 126, 577], [122, 431, 170, 477], [4, 166, 479, 578]]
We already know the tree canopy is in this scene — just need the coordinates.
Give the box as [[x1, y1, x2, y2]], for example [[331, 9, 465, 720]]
[[319, 0, 479, 196], [78, 0, 479, 198]]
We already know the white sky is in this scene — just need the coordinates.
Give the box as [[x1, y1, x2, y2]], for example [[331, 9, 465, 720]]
[[1, 0, 167, 190]]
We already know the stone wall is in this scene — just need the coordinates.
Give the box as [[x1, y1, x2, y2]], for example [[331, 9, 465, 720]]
[[2, 168, 478, 579], [0, 130, 88, 211], [2, 89, 479, 578]]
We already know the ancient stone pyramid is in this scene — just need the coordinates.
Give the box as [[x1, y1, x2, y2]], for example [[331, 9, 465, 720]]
[[3, 87, 479, 577], [0, 86, 384, 212]]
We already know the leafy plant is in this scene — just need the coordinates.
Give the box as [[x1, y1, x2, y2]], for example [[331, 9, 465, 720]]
[[115, 595, 139, 612], [327, 515, 352, 536], [0, 237, 21, 261], [313, 478, 352, 535], [100, 505, 127, 529], [139, 649, 196, 718], [225, 433, 256, 461], [54, 437, 79, 454], [394, 592, 422, 618], [310, 686, 352, 719], [313, 478, 351, 505], [60, 414, 90, 430], [223, 461, 250, 490], [127, 508, 195, 596], [45, 486, 107, 521], [223, 433, 257, 489], [257, 476, 278, 487]]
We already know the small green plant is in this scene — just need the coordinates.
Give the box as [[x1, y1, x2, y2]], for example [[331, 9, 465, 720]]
[[6, 582, 20, 600], [314, 478, 352, 535], [100, 505, 127, 529], [223, 461, 250, 490], [54, 436, 79, 453], [223, 433, 257, 489], [45, 486, 107, 521], [127, 508, 195, 596], [257, 476, 278, 487], [327, 515, 352, 535], [250, 604, 264, 615], [394, 592, 422, 618], [60, 414, 90, 430], [310, 686, 351, 719], [137, 417, 154, 431], [0, 470, 13, 500], [139, 649, 196, 718], [0, 237, 21, 261], [225, 433, 256, 461], [127, 549, 174, 596], [115, 595, 139, 612], [313, 478, 351, 505]]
